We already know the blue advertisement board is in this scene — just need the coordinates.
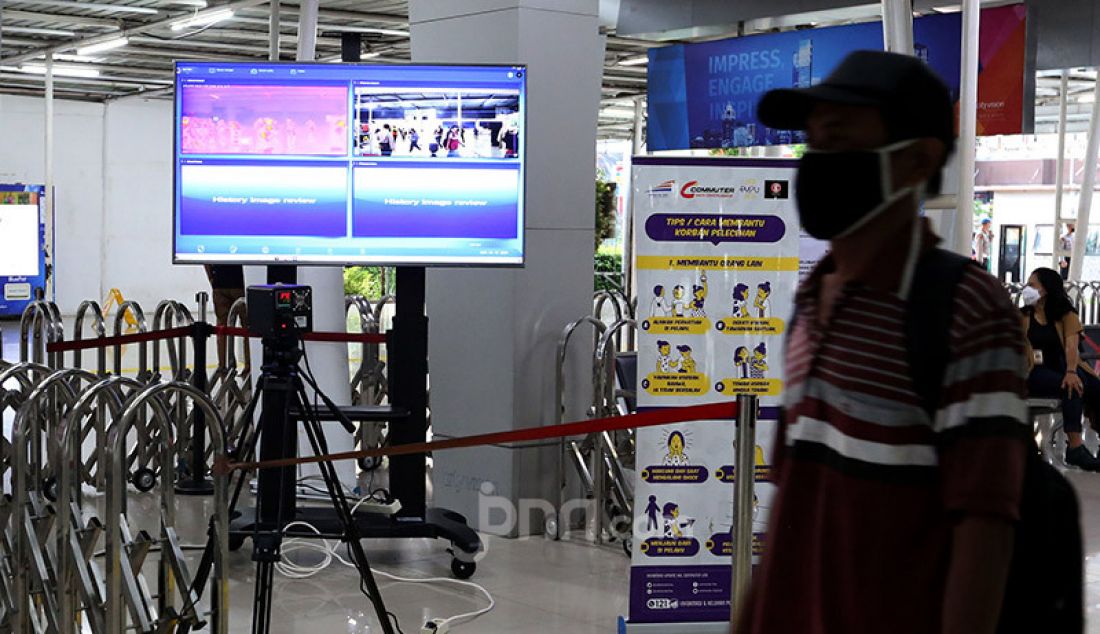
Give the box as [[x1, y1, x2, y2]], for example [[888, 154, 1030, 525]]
[[0, 184, 48, 318], [648, 7, 1027, 151]]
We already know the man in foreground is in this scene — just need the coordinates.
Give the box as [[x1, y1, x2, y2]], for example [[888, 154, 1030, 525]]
[[736, 51, 1029, 634]]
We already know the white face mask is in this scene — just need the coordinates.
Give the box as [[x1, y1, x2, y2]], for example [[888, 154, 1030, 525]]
[[1021, 286, 1041, 307]]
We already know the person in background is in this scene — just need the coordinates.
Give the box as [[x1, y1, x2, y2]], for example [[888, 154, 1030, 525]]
[[444, 125, 464, 157], [378, 124, 393, 157], [973, 216, 993, 271], [204, 265, 249, 373], [1060, 223, 1076, 281], [1021, 267, 1100, 469], [739, 51, 1028, 634]]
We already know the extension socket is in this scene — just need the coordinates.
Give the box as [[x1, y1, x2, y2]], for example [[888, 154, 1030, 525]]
[[420, 619, 449, 633], [248, 481, 402, 516]]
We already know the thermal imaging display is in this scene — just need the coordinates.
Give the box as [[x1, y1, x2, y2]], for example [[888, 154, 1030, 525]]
[[173, 62, 526, 265]]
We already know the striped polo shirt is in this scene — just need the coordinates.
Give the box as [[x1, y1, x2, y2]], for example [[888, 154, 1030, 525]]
[[740, 236, 1029, 633]]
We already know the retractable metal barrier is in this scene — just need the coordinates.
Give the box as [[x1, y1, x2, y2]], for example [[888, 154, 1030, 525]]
[[594, 289, 637, 353], [73, 300, 108, 376], [0, 370, 229, 633], [212, 297, 253, 463], [552, 316, 606, 541], [9, 367, 99, 631], [55, 375, 137, 634], [104, 381, 230, 633], [112, 300, 150, 380], [346, 295, 389, 471], [591, 319, 637, 548], [19, 299, 64, 369], [552, 313, 638, 550], [151, 300, 197, 486]]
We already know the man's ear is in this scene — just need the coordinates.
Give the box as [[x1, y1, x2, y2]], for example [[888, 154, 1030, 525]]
[[895, 138, 946, 189]]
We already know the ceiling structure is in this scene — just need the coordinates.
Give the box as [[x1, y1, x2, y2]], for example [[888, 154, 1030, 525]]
[[0, 0, 1095, 140], [0, 0, 654, 135]]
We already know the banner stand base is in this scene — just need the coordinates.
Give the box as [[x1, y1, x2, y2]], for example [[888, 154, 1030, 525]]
[[621, 618, 730, 633]]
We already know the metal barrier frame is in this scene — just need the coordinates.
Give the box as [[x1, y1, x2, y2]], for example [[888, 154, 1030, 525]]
[[105, 381, 230, 634]]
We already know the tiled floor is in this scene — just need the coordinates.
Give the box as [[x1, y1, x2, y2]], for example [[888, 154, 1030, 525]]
[[120, 487, 632, 633], [8, 319, 1100, 632]]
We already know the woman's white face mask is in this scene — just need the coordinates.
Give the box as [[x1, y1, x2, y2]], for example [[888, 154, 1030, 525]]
[[1021, 286, 1041, 307]]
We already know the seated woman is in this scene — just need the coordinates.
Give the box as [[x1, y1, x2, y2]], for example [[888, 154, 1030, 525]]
[[1023, 267, 1100, 470]]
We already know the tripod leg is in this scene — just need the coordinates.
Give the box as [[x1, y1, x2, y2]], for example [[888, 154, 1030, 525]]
[[294, 383, 396, 634], [179, 377, 265, 619], [251, 559, 276, 634]]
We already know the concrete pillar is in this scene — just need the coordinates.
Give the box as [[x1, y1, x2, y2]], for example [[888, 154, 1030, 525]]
[[409, 0, 603, 534]]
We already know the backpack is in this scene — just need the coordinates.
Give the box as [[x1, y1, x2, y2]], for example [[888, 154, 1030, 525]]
[[904, 249, 1082, 633], [793, 247, 1083, 632]]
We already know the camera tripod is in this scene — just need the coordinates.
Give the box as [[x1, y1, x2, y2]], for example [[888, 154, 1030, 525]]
[[208, 332, 397, 634]]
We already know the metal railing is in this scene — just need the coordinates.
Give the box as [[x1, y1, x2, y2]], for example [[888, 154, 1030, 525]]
[[0, 360, 230, 632]]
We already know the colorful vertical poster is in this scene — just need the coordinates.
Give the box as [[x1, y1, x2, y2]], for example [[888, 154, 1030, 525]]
[[628, 157, 799, 626], [647, 4, 1029, 151], [0, 185, 47, 317]]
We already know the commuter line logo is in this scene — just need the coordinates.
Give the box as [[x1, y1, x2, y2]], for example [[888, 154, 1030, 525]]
[[679, 180, 736, 199], [647, 179, 676, 197]]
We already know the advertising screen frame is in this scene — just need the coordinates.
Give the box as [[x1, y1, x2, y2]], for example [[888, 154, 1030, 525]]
[[172, 60, 528, 267]]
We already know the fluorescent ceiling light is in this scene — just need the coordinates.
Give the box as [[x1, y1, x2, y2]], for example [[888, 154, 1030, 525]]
[[619, 55, 649, 66], [361, 51, 381, 60], [1080, 93, 1097, 104], [1, 26, 77, 37], [77, 37, 129, 56], [40, 53, 100, 63], [18, 64, 101, 78], [168, 0, 208, 6], [600, 108, 636, 119], [171, 8, 234, 31], [359, 27, 408, 37]]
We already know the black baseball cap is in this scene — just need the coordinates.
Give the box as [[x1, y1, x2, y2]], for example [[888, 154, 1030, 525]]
[[758, 50, 956, 153]]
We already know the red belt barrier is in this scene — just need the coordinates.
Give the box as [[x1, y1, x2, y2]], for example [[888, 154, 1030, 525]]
[[216, 326, 386, 344], [45, 326, 386, 354], [215, 400, 738, 475], [46, 326, 193, 354]]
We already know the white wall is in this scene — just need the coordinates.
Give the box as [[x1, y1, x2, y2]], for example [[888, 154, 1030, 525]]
[[0, 94, 105, 307], [0, 94, 208, 315], [988, 189, 1100, 281], [102, 98, 208, 312]]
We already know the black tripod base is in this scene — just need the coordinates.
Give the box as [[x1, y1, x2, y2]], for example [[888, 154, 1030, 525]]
[[229, 506, 482, 576], [175, 478, 215, 495]]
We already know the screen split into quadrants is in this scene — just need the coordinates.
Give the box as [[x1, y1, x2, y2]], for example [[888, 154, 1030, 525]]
[[173, 62, 526, 266]]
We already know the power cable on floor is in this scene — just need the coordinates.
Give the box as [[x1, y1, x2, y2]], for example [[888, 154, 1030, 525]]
[[275, 520, 494, 632]]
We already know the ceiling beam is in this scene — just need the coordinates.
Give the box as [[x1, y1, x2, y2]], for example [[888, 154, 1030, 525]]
[[0, 10, 122, 28], [269, 6, 407, 25], [0, 71, 164, 88], [128, 34, 273, 55], [0, 0, 270, 66], [115, 45, 244, 61], [4, 0, 159, 15]]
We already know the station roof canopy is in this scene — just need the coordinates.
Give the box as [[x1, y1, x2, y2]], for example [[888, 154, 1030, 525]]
[[0, 0, 1097, 138]]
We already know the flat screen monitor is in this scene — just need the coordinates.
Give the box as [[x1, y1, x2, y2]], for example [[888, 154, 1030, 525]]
[[173, 62, 526, 266]]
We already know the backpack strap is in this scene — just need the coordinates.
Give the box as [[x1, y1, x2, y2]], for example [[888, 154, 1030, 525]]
[[904, 248, 975, 419]]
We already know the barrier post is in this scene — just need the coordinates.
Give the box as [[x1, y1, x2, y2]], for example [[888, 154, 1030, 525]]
[[178, 292, 214, 495], [731, 393, 758, 617]]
